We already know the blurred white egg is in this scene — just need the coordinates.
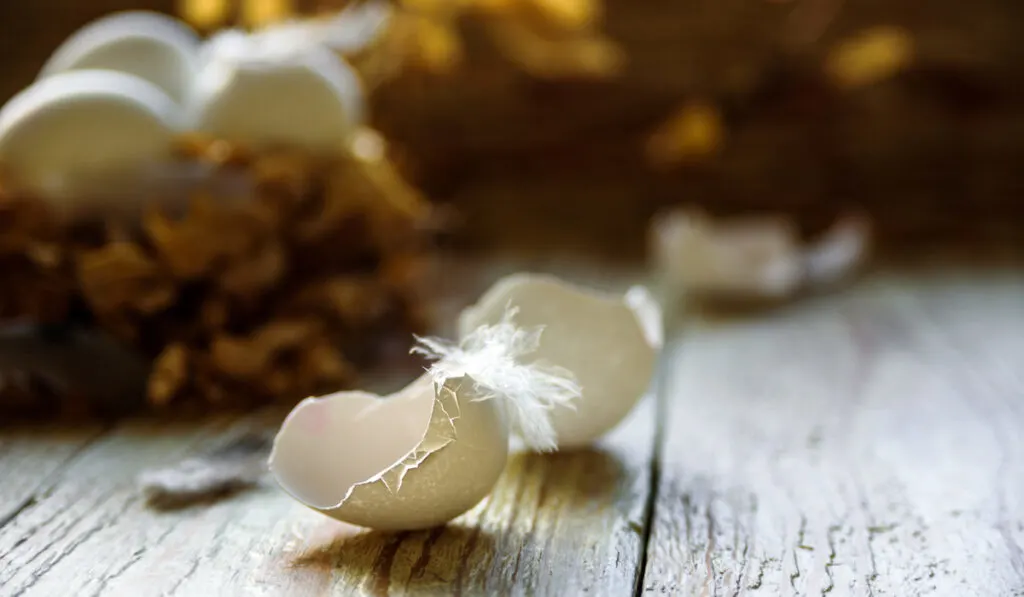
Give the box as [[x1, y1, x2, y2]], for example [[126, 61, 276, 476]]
[[39, 11, 201, 104], [458, 274, 662, 449], [0, 69, 182, 211], [270, 374, 510, 531], [188, 25, 364, 151]]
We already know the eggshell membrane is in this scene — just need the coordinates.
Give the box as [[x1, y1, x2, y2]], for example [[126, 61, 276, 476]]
[[188, 32, 364, 151], [458, 274, 661, 449], [0, 69, 181, 203], [269, 374, 509, 531], [38, 11, 201, 104]]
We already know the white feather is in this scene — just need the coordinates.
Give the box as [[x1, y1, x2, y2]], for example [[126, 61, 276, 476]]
[[411, 307, 580, 451]]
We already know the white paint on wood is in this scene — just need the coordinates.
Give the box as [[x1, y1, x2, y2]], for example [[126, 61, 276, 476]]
[[2, 266, 1022, 596], [0, 415, 243, 596], [0, 261, 657, 596], [0, 423, 104, 526], [642, 269, 1024, 596]]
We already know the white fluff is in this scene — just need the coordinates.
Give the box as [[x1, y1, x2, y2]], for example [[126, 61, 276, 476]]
[[412, 307, 581, 451]]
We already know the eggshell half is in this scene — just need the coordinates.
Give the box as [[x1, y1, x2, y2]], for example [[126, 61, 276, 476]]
[[458, 274, 661, 449], [0, 69, 181, 206], [269, 374, 509, 531], [38, 11, 201, 104], [188, 27, 364, 151]]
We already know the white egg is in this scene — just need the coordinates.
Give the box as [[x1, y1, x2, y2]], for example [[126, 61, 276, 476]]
[[458, 274, 662, 449], [188, 26, 364, 151], [0, 69, 182, 208], [269, 374, 510, 531], [39, 11, 200, 104]]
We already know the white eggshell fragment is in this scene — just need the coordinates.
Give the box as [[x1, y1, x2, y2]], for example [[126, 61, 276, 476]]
[[625, 284, 665, 349], [321, 0, 393, 55], [270, 374, 509, 531], [0, 69, 181, 205], [458, 274, 661, 449], [188, 26, 364, 151], [38, 11, 201, 104]]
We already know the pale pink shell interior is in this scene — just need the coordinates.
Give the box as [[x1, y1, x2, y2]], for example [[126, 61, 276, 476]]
[[269, 375, 435, 510]]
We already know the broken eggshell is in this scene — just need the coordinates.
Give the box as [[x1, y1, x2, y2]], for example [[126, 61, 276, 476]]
[[187, 25, 364, 151], [270, 313, 581, 530], [650, 208, 804, 301], [38, 11, 202, 104], [457, 274, 662, 449], [318, 0, 394, 56], [271, 374, 509, 530], [0, 69, 182, 212], [650, 207, 871, 303]]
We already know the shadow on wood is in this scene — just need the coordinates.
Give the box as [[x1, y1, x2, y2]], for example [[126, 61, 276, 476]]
[[293, 525, 496, 595], [285, 448, 628, 595]]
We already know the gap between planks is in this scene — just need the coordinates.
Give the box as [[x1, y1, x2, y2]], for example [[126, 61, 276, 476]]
[[641, 264, 1024, 597], [8, 262, 1020, 596]]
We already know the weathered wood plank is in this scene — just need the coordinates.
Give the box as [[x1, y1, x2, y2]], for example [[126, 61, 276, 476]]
[[642, 267, 1024, 596], [0, 259, 658, 596], [0, 397, 654, 596], [0, 414, 254, 596], [63, 397, 653, 596], [0, 423, 106, 527]]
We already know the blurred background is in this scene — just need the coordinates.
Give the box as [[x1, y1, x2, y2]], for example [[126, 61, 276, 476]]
[[4, 0, 1022, 261], [0, 0, 1021, 417]]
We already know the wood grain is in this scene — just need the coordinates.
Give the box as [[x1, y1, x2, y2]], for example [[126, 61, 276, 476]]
[[0, 399, 655, 596], [642, 267, 1024, 596], [3, 264, 1022, 595], [0, 259, 658, 596], [0, 423, 105, 527], [0, 414, 253, 596]]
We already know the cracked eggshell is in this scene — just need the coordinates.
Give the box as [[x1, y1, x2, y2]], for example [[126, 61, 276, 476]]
[[458, 274, 661, 449], [269, 374, 508, 531], [38, 11, 201, 104], [0, 69, 181, 204], [187, 27, 364, 151]]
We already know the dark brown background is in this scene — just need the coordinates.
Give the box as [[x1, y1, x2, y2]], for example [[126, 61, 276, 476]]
[[3, 0, 1023, 259]]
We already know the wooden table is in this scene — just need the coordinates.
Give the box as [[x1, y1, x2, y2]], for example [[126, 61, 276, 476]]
[[1, 259, 1022, 596]]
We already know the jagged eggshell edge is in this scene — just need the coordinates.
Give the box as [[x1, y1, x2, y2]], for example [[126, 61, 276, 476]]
[[269, 374, 509, 531], [457, 273, 662, 449]]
